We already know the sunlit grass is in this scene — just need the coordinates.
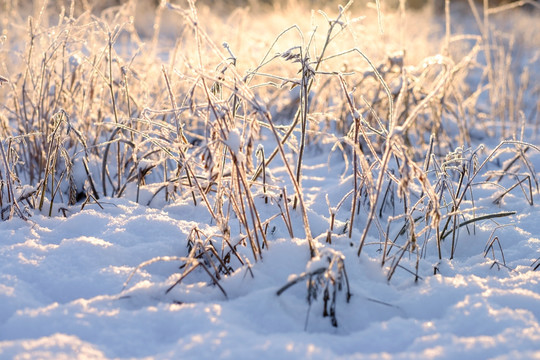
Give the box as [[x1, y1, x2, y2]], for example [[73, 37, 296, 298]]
[[1, 0, 539, 326]]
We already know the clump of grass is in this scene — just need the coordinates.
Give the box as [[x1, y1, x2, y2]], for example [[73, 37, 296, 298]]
[[276, 248, 351, 328]]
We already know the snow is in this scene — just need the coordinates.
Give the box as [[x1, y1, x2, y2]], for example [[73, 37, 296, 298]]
[[1, 158, 540, 359], [2, 2, 540, 360]]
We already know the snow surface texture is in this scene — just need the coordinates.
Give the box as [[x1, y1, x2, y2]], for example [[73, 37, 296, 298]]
[[1, 155, 540, 359], [2, 4, 540, 360]]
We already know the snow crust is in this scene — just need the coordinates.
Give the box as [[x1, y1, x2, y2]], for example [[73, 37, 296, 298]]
[[1, 156, 540, 359]]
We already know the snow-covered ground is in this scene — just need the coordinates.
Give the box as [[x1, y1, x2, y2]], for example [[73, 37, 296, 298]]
[[1, 1, 540, 359], [1, 150, 540, 359]]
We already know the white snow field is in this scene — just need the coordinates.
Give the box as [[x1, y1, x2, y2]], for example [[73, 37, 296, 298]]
[[1, 160, 540, 359], [1, 1, 540, 359]]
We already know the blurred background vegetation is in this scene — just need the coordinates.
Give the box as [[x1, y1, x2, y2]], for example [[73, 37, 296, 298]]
[[0, 0, 535, 54], [1, 0, 531, 16]]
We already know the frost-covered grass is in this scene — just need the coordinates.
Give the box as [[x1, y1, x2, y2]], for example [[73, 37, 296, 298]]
[[1, 0, 540, 358]]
